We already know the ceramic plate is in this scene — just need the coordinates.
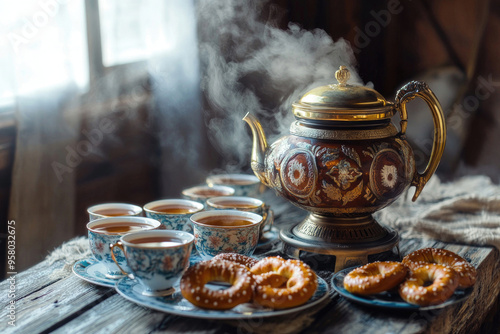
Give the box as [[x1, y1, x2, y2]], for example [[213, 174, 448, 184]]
[[72, 258, 123, 288], [115, 275, 329, 319], [331, 266, 473, 311]]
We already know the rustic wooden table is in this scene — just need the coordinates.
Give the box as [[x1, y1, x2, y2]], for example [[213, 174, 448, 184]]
[[1, 195, 499, 334]]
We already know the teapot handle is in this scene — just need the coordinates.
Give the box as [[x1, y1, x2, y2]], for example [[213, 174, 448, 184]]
[[395, 81, 446, 201]]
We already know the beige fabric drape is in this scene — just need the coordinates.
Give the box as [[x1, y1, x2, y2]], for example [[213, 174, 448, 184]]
[[375, 175, 500, 250], [4, 0, 87, 272]]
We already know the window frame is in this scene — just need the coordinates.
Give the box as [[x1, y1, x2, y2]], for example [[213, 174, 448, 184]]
[[85, 0, 149, 85]]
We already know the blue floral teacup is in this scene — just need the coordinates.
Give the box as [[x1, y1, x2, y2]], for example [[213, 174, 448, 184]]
[[190, 210, 264, 260], [110, 230, 194, 296], [206, 173, 263, 197], [87, 217, 161, 279], [206, 196, 273, 235], [143, 199, 204, 232], [87, 203, 143, 221], [181, 185, 235, 204]]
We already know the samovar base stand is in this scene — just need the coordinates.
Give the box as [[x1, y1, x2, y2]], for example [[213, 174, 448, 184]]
[[279, 214, 400, 272]]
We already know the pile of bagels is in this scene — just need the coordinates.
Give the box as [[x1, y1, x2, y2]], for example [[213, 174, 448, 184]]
[[343, 248, 477, 306], [180, 253, 318, 310]]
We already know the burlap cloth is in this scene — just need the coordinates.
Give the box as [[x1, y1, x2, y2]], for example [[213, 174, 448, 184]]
[[45, 175, 500, 333], [375, 175, 500, 250]]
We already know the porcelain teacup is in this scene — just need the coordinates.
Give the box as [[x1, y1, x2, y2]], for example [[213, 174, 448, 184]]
[[143, 199, 204, 232], [190, 210, 263, 260], [206, 173, 263, 197], [87, 203, 143, 221], [87, 217, 160, 279], [206, 196, 273, 234], [110, 230, 194, 296], [181, 185, 235, 204]]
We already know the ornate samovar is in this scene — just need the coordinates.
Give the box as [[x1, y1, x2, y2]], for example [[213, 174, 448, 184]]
[[243, 66, 446, 271]]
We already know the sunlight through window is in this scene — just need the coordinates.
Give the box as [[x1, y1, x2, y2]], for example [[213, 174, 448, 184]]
[[98, 0, 174, 67], [0, 0, 88, 101]]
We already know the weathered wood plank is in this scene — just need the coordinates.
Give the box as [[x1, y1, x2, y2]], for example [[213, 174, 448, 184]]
[[0, 259, 66, 305], [428, 247, 500, 334], [50, 294, 186, 334], [0, 274, 115, 334], [52, 280, 329, 334], [52, 292, 324, 334]]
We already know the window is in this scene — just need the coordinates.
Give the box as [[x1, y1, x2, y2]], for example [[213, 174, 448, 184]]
[[0, 0, 88, 102], [0, 0, 174, 107], [98, 0, 173, 67]]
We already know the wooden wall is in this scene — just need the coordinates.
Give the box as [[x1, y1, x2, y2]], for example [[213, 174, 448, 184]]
[[272, 0, 498, 179], [274, 0, 484, 94], [74, 97, 161, 236]]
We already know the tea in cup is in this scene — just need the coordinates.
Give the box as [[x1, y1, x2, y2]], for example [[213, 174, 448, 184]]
[[206, 173, 262, 197], [87, 203, 143, 221], [143, 199, 204, 231], [110, 230, 194, 296], [87, 217, 160, 278], [190, 210, 263, 260], [206, 196, 273, 234], [181, 185, 235, 203]]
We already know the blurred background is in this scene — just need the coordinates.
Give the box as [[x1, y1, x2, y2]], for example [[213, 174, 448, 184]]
[[1, 0, 499, 276]]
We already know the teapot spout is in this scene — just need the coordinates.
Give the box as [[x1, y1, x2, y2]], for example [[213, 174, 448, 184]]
[[243, 112, 269, 186]]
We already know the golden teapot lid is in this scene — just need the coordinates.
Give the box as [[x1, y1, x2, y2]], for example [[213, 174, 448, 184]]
[[292, 66, 395, 122]]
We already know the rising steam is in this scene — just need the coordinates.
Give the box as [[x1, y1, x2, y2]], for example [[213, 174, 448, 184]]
[[197, 0, 363, 171]]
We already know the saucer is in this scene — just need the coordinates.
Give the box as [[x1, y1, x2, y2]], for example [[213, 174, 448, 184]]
[[141, 287, 177, 297], [72, 258, 123, 288], [331, 266, 473, 311], [115, 276, 329, 319]]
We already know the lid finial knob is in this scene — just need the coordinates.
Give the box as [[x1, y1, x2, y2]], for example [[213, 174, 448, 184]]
[[335, 66, 350, 87]]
